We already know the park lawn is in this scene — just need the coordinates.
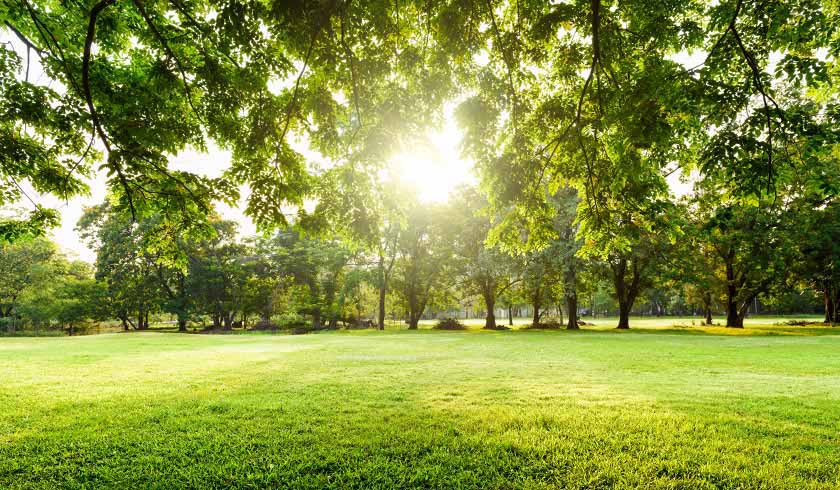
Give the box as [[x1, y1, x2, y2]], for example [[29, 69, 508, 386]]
[[0, 323, 839, 489]]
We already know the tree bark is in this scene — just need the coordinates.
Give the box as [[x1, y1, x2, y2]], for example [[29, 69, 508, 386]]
[[483, 291, 496, 329], [508, 305, 513, 326], [703, 291, 713, 325], [408, 313, 419, 330], [824, 287, 835, 324], [137, 306, 148, 330], [725, 298, 743, 328], [725, 258, 743, 328], [377, 282, 387, 330], [566, 292, 578, 329], [617, 301, 630, 329], [177, 316, 187, 332]]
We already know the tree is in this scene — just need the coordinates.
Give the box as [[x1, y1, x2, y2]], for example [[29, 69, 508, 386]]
[[261, 231, 353, 330], [448, 187, 521, 329], [52, 265, 109, 336], [78, 202, 165, 330], [393, 203, 450, 329], [600, 199, 681, 329], [0, 237, 55, 332], [187, 220, 249, 330], [798, 203, 840, 325]]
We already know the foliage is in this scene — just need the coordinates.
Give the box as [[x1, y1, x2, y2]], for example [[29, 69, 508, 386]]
[[433, 317, 466, 330]]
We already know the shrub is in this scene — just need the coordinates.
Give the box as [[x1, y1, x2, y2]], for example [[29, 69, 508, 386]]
[[434, 318, 466, 330]]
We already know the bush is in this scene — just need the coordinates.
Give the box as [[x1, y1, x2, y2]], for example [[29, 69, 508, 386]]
[[434, 318, 466, 330]]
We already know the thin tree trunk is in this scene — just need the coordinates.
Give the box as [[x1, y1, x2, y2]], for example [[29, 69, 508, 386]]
[[703, 291, 713, 325], [508, 305, 513, 326], [377, 283, 387, 331]]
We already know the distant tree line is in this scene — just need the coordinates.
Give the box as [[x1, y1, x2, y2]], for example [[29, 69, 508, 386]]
[[1, 178, 837, 335]]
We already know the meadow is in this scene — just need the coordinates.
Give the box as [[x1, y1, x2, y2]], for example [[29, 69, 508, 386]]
[[1, 318, 838, 489]]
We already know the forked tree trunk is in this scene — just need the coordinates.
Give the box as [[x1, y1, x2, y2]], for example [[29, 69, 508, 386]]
[[725, 300, 743, 328]]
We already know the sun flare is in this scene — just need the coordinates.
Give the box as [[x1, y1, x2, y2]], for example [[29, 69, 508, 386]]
[[383, 117, 475, 203]]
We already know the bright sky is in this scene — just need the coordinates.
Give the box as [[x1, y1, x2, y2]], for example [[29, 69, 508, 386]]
[[44, 115, 476, 263]]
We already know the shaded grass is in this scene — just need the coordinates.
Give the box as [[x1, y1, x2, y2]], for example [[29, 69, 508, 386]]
[[1, 324, 839, 488]]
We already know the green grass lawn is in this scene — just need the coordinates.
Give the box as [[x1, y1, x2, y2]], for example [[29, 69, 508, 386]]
[[1, 321, 839, 489]]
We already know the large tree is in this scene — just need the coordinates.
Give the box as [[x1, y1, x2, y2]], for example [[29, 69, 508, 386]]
[[393, 202, 450, 329], [448, 187, 521, 329]]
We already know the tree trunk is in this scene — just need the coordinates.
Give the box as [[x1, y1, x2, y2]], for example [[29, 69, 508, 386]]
[[311, 311, 321, 330], [824, 288, 835, 324], [177, 316, 187, 332], [724, 255, 743, 328], [508, 305, 513, 326], [377, 283, 387, 331], [726, 299, 743, 328], [482, 288, 497, 329], [408, 314, 419, 330], [617, 301, 630, 329], [223, 312, 233, 331], [725, 294, 744, 328], [703, 291, 713, 325], [566, 292, 579, 329], [532, 303, 540, 327], [137, 306, 147, 330]]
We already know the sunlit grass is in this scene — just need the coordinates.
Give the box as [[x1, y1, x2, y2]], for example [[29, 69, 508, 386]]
[[1, 322, 839, 488]]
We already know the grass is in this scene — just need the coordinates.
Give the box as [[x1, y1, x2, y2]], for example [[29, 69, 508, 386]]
[[1, 319, 839, 489]]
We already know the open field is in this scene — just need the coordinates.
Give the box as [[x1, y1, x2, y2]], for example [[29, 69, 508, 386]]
[[1, 321, 839, 489]]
